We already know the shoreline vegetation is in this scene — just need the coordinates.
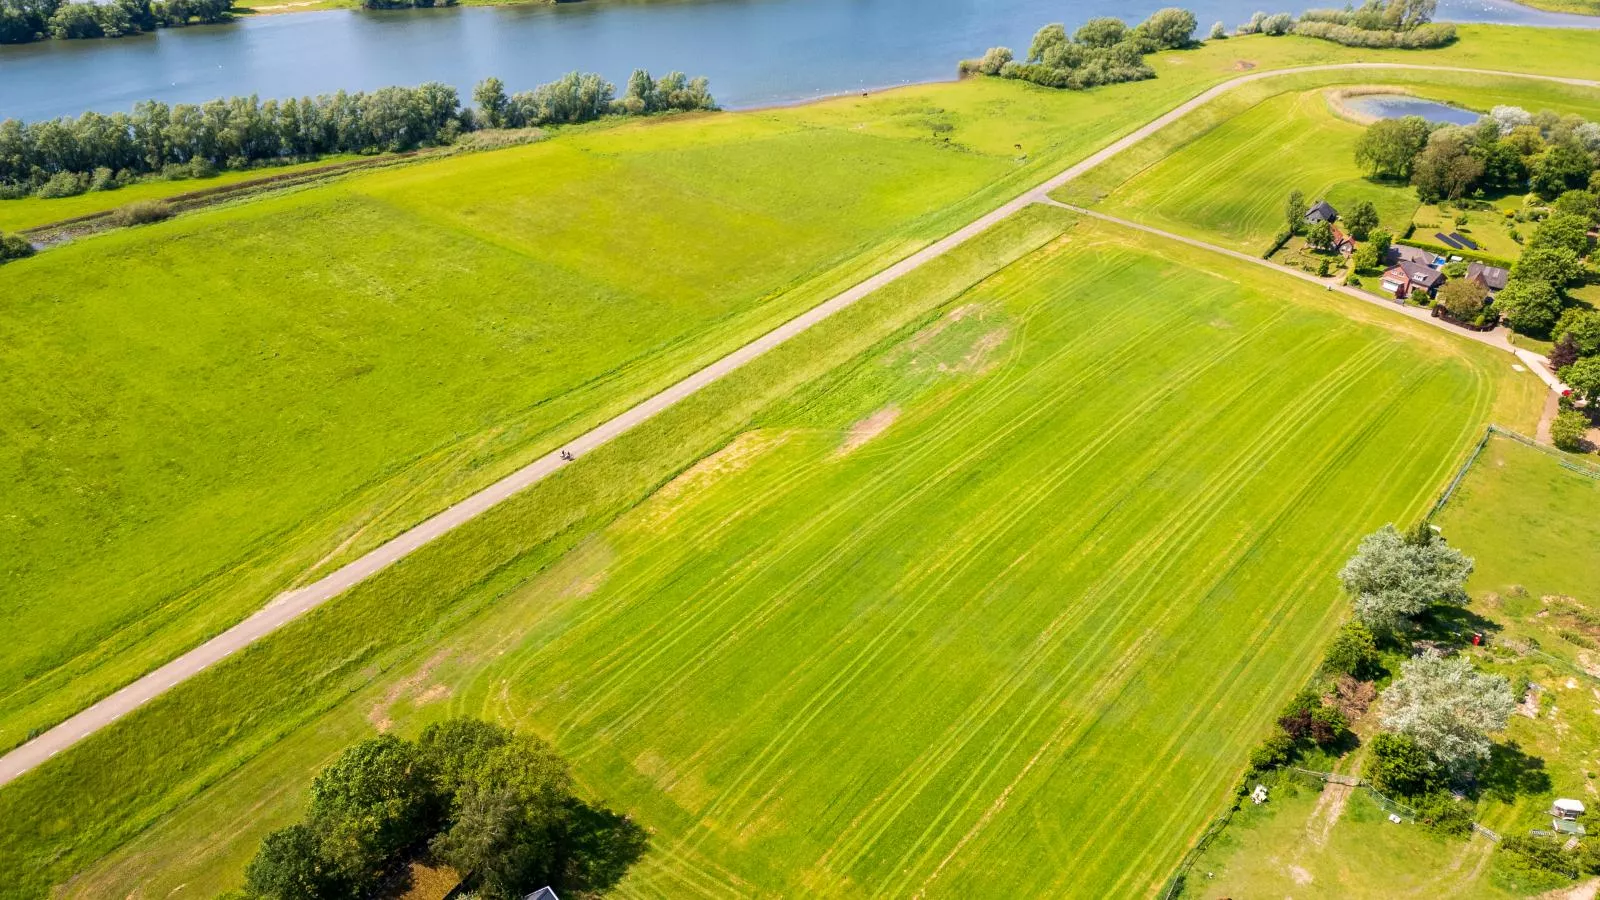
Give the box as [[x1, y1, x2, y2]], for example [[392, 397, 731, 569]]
[[959, 0, 1455, 95], [0, 70, 713, 220]]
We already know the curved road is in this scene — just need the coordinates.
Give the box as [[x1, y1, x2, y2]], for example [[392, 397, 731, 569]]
[[1, 61, 1593, 787]]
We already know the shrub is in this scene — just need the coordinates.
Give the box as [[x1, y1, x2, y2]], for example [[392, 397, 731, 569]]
[[1365, 732, 1436, 797], [1324, 621, 1380, 678], [0, 231, 35, 262], [1499, 835, 1583, 881], [108, 200, 174, 227], [1551, 410, 1589, 452], [1260, 12, 1294, 34], [35, 170, 87, 198], [1411, 790, 1474, 835], [1247, 728, 1297, 773], [1291, 19, 1456, 47], [1209, 20, 1227, 38]]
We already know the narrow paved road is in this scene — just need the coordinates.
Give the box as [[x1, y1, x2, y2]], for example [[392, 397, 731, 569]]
[[2, 61, 1592, 787]]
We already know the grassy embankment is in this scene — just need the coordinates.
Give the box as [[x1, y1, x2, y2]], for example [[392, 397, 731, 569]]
[[20, 208, 1547, 898], [1184, 435, 1600, 898], [1058, 69, 1600, 256], [0, 24, 1591, 898], [16, 27, 1595, 760]]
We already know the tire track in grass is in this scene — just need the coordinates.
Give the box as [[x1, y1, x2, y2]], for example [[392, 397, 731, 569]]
[[1048, 374, 1457, 898], [695, 296, 1334, 840], [891, 355, 1432, 898], [553, 262, 1201, 754], [824, 334, 1397, 879]]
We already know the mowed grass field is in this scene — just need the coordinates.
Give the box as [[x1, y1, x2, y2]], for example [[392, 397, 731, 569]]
[[0, 72, 1275, 753], [30, 211, 1545, 898], [1062, 72, 1600, 255]]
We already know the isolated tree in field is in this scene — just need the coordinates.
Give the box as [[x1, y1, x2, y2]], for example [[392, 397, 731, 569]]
[[1381, 650, 1514, 775], [1495, 278, 1563, 335], [1562, 357, 1600, 403], [308, 735, 440, 890], [1436, 278, 1487, 321], [1345, 200, 1381, 239], [1325, 620, 1381, 679], [1136, 7, 1197, 48], [1364, 731, 1437, 796], [1209, 20, 1228, 38], [1285, 189, 1307, 234], [1551, 409, 1589, 452], [245, 824, 342, 900], [1354, 115, 1429, 179], [1306, 219, 1335, 251], [473, 77, 509, 129], [432, 733, 574, 899], [1338, 524, 1473, 636]]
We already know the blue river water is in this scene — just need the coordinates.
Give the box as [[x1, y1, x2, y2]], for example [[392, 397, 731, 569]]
[[0, 0, 1594, 123]]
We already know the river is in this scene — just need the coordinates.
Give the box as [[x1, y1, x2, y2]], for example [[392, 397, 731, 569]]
[[0, 0, 1595, 123]]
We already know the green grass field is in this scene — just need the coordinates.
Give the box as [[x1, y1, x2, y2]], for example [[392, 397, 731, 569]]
[[11, 210, 1545, 898], [2, 24, 1596, 897], [18, 28, 1598, 757], [1061, 72, 1600, 255]]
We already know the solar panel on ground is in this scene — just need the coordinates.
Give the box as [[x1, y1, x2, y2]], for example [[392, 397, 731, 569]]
[[1451, 232, 1479, 250], [1435, 232, 1462, 249]]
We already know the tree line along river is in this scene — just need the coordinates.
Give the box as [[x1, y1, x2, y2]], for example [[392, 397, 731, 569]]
[[0, 0, 1596, 125]]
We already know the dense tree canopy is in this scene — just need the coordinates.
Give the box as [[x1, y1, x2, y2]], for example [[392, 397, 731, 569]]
[[1354, 115, 1430, 179], [1, 0, 229, 45]]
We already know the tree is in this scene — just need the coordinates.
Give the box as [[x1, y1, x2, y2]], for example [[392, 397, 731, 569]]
[[1496, 278, 1563, 335], [245, 824, 343, 900], [1549, 333, 1581, 371], [1381, 650, 1514, 775], [307, 735, 440, 891], [1562, 357, 1600, 403], [965, 46, 1013, 76], [1551, 409, 1589, 452], [1285, 189, 1307, 234], [1529, 212, 1594, 257], [1073, 16, 1127, 48], [1026, 22, 1068, 62], [1411, 128, 1484, 202], [1209, 20, 1227, 39], [1345, 200, 1380, 240], [470, 76, 508, 128], [1530, 143, 1597, 199], [418, 717, 515, 797], [1354, 115, 1429, 179], [1365, 732, 1437, 796], [1513, 246, 1584, 290], [1555, 308, 1600, 357], [1136, 7, 1197, 49], [432, 734, 574, 900], [1553, 188, 1600, 223], [1325, 620, 1381, 679], [1306, 219, 1335, 251], [1436, 278, 1487, 321], [1338, 524, 1473, 636], [0, 230, 33, 262]]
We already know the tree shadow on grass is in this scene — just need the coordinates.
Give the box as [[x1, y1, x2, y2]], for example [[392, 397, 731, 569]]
[[1477, 741, 1552, 804], [554, 800, 651, 896], [1413, 604, 1502, 649]]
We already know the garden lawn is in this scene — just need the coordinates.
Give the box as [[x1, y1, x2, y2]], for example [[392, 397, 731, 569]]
[[1062, 72, 1600, 256], [28, 213, 1545, 899]]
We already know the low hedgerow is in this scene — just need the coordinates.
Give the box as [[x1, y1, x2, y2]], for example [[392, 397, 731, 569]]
[[1291, 20, 1455, 47]]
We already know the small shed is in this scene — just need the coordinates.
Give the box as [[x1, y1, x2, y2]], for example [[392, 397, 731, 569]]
[[525, 889, 560, 900], [1305, 200, 1339, 224], [1553, 798, 1586, 820]]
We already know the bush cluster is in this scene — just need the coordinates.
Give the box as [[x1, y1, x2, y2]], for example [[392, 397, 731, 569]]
[[0, 0, 232, 45], [959, 9, 1198, 93], [1239, 0, 1454, 46], [0, 229, 34, 263], [1290, 19, 1455, 47]]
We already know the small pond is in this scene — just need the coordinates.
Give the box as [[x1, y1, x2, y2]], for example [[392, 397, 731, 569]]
[[1342, 93, 1483, 126]]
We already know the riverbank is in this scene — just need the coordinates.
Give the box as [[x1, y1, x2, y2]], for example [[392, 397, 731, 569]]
[[1511, 0, 1600, 15]]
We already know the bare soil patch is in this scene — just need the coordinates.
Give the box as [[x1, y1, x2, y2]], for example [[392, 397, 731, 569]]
[[838, 406, 901, 456]]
